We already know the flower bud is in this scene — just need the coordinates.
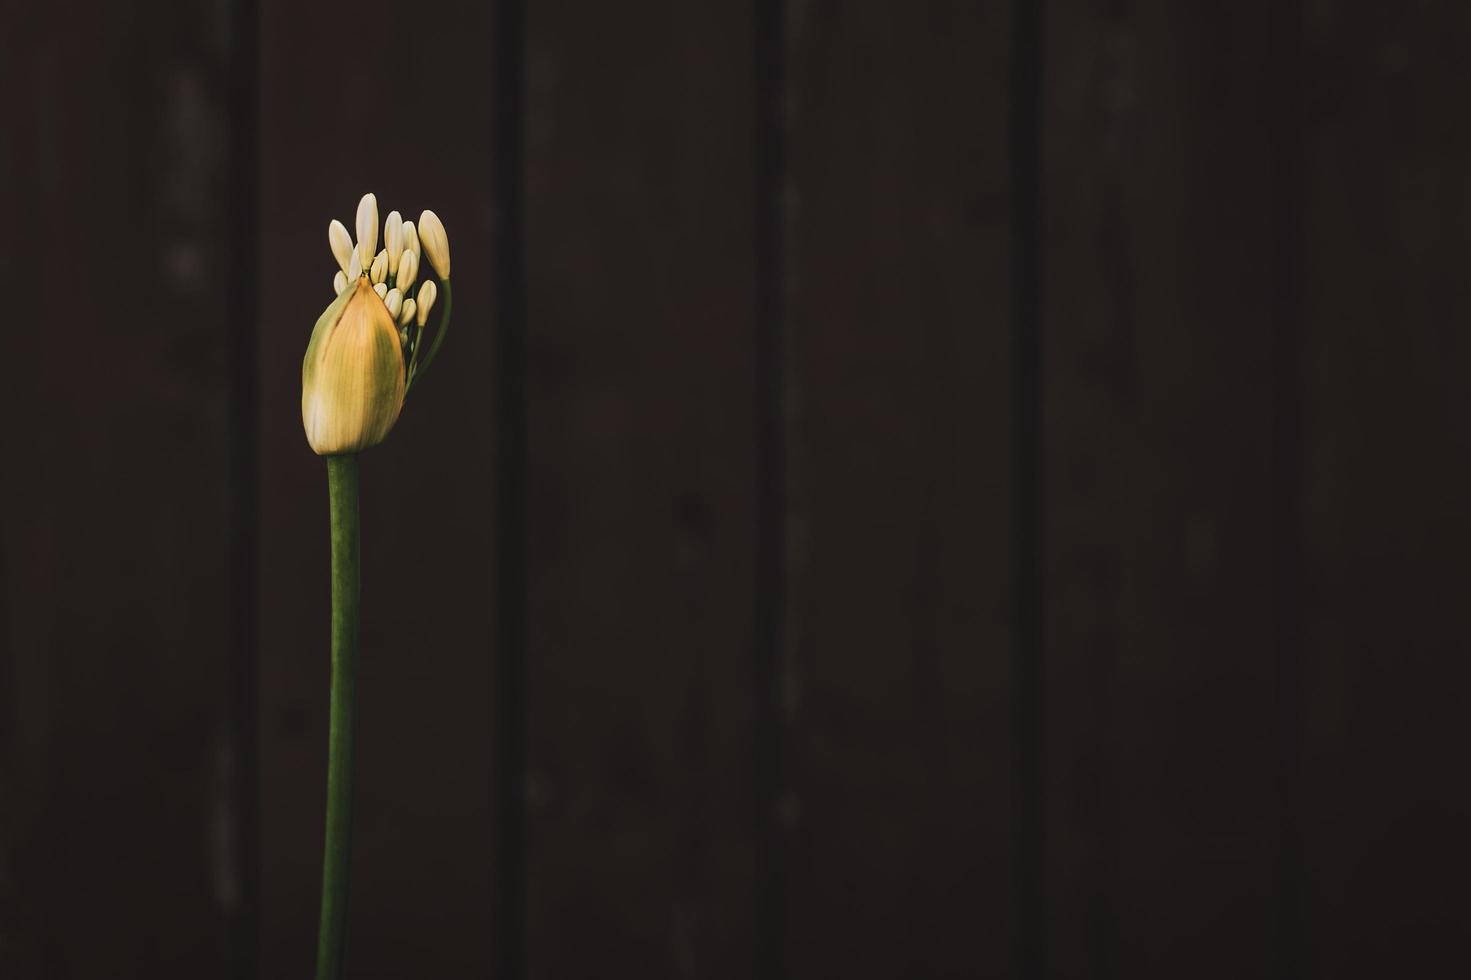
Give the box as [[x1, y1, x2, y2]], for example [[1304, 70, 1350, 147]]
[[373, 282, 388, 299], [396, 249, 418, 292], [402, 220, 420, 260], [333, 270, 348, 296], [347, 244, 363, 281], [329, 220, 355, 277], [399, 297, 416, 327], [417, 210, 450, 279], [355, 193, 379, 267], [384, 287, 403, 320], [385, 210, 404, 273], [370, 249, 388, 284], [302, 277, 406, 455], [416, 280, 436, 327]]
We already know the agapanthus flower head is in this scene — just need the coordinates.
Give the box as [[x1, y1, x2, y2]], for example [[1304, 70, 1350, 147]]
[[303, 191, 453, 454]]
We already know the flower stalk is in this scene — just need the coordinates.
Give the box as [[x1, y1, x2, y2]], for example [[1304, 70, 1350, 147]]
[[316, 453, 360, 980], [305, 192, 452, 978]]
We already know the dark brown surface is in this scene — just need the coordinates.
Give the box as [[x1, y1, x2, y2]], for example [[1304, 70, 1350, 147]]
[[4, 1, 1471, 978], [1299, 4, 1471, 975], [1042, 2, 1284, 976], [523, 2, 758, 975], [782, 2, 1013, 976]]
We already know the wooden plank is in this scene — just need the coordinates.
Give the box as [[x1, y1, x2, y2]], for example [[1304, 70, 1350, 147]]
[[1042, 2, 1283, 976], [1297, 4, 1471, 976], [255, 4, 500, 976], [781, 3, 1014, 975], [522, 2, 758, 975], [0, 3, 237, 976]]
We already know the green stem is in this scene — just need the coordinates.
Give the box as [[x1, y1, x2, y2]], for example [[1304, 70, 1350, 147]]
[[407, 277, 452, 393], [316, 454, 360, 980]]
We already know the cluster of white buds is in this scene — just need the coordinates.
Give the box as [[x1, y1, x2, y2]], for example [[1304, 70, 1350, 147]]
[[303, 192, 454, 456], [327, 195, 447, 331]]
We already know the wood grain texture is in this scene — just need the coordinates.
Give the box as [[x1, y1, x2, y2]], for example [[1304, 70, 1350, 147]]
[[256, 3, 499, 976], [1298, 4, 1471, 976], [523, 2, 758, 976], [0, 1, 237, 975], [782, 2, 1014, 976], [1043, 2, 1283, 976]]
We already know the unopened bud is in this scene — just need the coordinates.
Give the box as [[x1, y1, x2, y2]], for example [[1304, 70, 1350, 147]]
[[417, 210, 450, 279], [385, 287, 403, 320], [329, 220, 355, 276], [370, 249, 388, 284], [373, 282, 388, 299], [416, 280, 437, 327], [399, 297, 416, 326], [301, 278, 406, 455], [385, 211, 404, 274], [402, 220, 420, 260], [396, 249, 419, 292], [333, 270, 348, 296], [355, 193, 379, 267]]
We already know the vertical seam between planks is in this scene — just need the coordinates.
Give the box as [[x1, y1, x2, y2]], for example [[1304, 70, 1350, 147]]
[[754, 0, 788, 977], [225, 1, 261, 976], [495, 1, 530, 977], [1010, 1, 1045, 977]]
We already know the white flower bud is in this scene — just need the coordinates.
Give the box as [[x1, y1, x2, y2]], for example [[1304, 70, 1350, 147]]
[[347, 244, 363, 281], [384, 287, 403, 320], [417, 210, 450, 279], [416, 280, 437, 327], [333, 270, 348, 296], [370, 249, 388, 284], [402, 220, 420, 259], [385, 210, 404, 274], [396, 249, 418, 292], [399, 297, 416, 327], [373, 282, 388, 299], [355, 193, 379, 267], [329, 220, 355, 276]]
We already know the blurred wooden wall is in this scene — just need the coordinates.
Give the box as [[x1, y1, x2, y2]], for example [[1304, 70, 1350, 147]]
[[2, 1, 1470, 978]]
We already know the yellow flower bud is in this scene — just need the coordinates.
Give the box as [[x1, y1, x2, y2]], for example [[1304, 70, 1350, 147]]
[[333, 270, 348, 296], [347, 244, 363, 281], [329, 220, 355, 277], [417, 210, 450, 279], [396, 249, 418, 292], [384, 287, 403, 320], [385, 210, 404, 274], [373, 282, 388, 299], [355, 193, 379, 268], [302, 277, 406, 456], [416, 279, 436, 327], [370, 249, 388, 284], [399, 297, 416, 327], [402, 220, 420, 260]]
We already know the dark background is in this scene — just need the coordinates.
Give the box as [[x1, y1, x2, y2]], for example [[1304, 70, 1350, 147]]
[[3, 0, 1470, 977]]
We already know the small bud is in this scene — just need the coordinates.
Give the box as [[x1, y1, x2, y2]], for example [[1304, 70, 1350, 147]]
[[384, 287, 403, 320], [416, 280, 437, 327], [370, 249, 388, 284], [399, 297, 416, 327], [301, 278, 406, 455], [402, 220, 420, 260], [347, 244, 363, 281], [396, 249, 419, 292], [374, 282, 388, 299], [417, 210, 450, 279], [333, 270, 348, 296], [385, 211, 404, 274], [329, 219, 354, 276], [355, 193, 379, 267]]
